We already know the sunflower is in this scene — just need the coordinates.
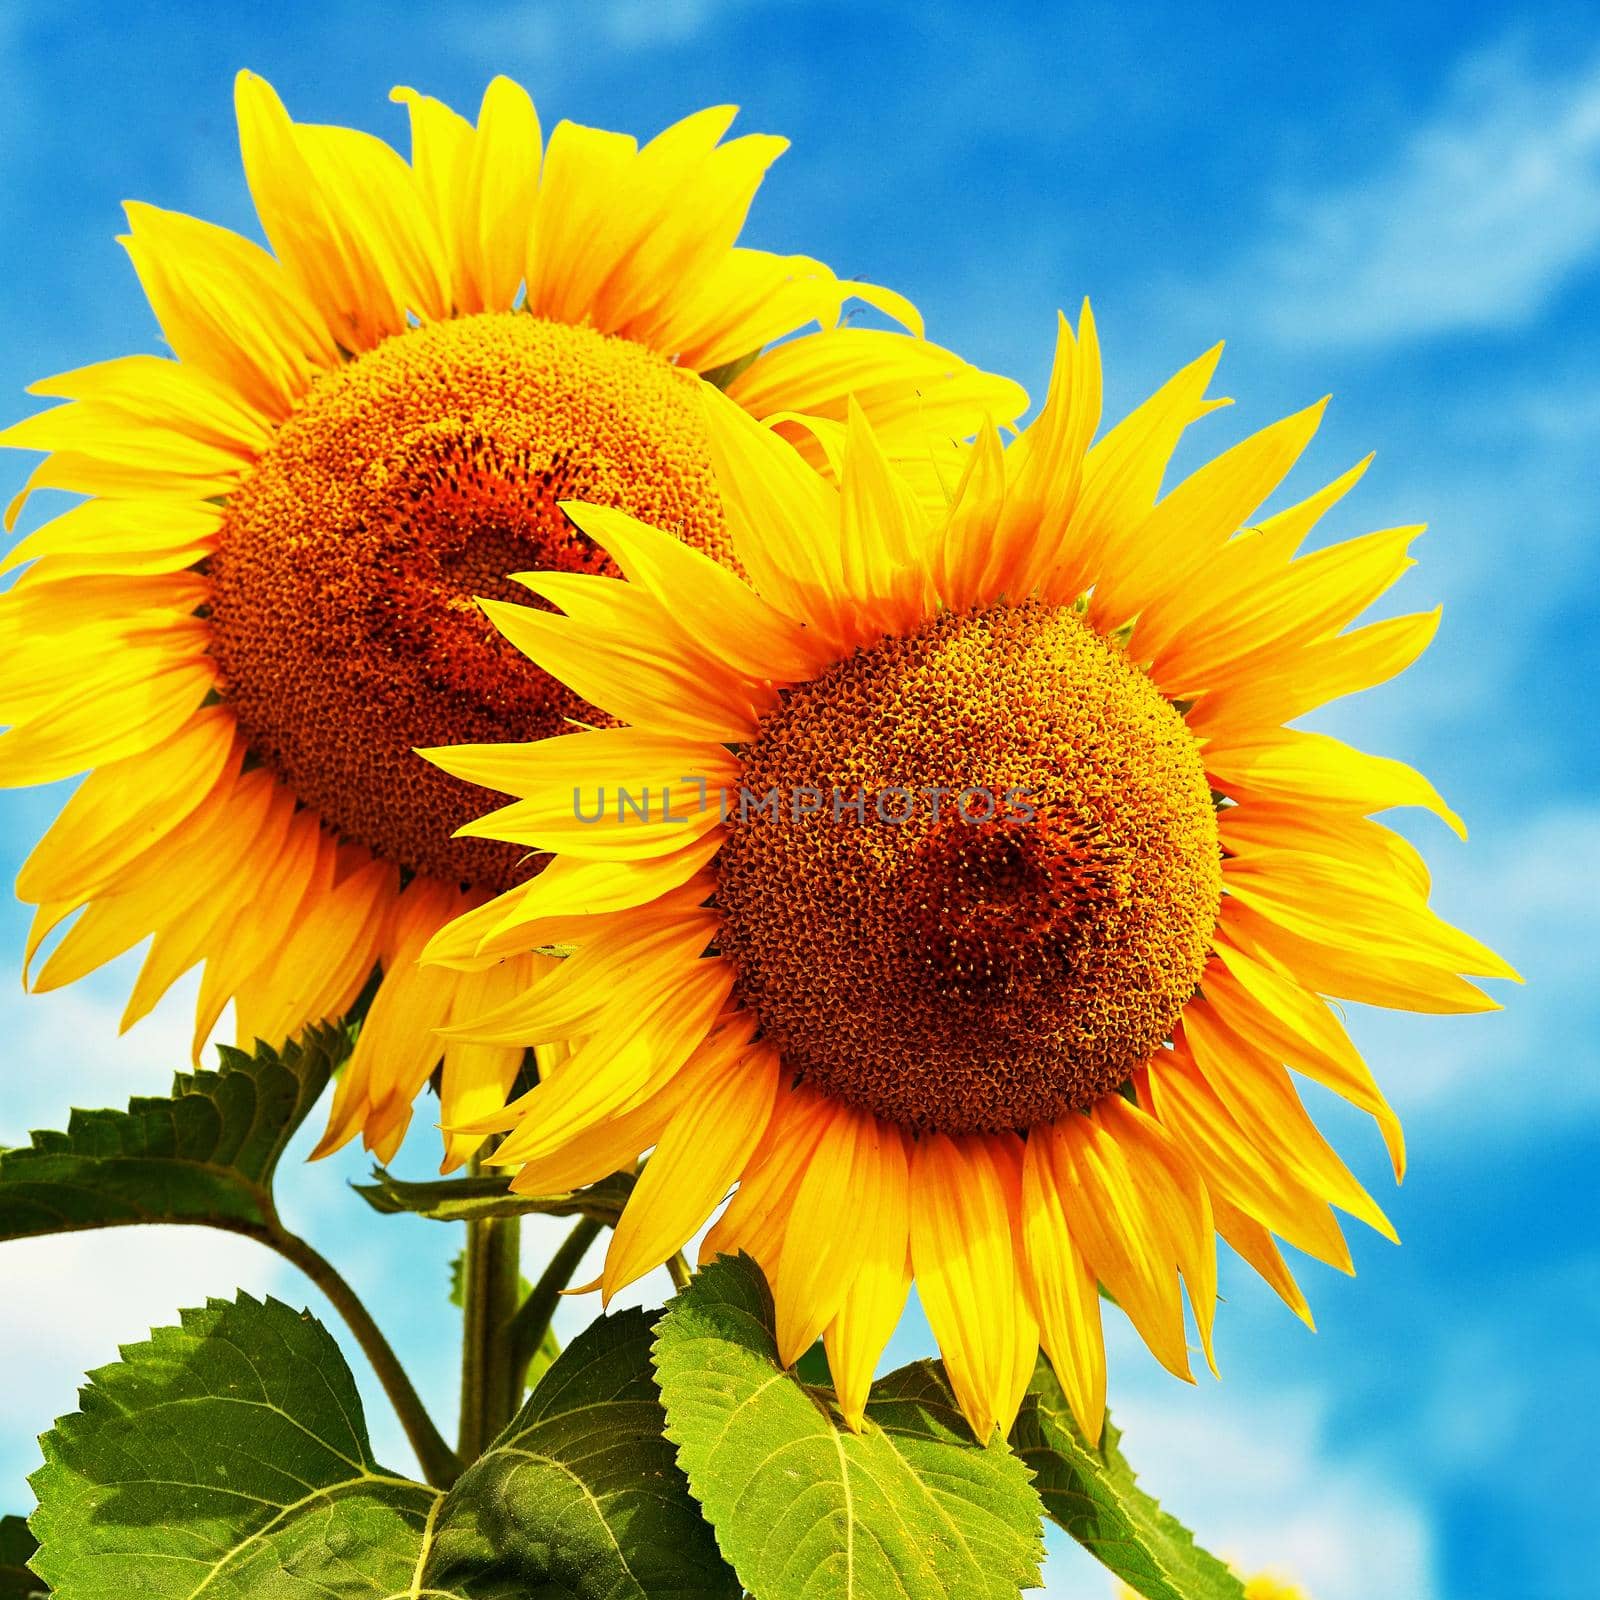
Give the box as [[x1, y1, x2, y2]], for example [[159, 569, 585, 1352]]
[[0, 72, 1024, 1170], [421, 303, 1515, 1442]]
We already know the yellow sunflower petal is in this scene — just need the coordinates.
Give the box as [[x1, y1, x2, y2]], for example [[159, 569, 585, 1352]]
[[235, 70, 448, 351], [1204, 728, 1466, 838], [1145, 1046, 1354, 1272], [825, 1238, 913, 1432], [313, 876, 465, 1158], [774, 1104, 908, 1366], [663, 250, 849, 373], [1189, 609, 1441, 734], [456, 77, 541, 313], [0, 655, 214, 786], [122, 780, 298, 1039], [700, 1081, 834, 1271], [193, 806, 325, 1055], [480, 589, 762, 743], [1045, 340, 1226, 604], [1, 497, 220, 581], [119, 200, 337, 419], [603, 1043, 778, 1298], [390, 85, 473, 261], [1180, 1005, 1397, 1243], [558, 500, 833, 681], [438, 955, 549, 1172], [1224, 847, 1516, 980], [234, 844, 394, 1048], [27, 355, 270, 456], [910, 1132, 1038, 1440], [1094, 1094, 1220, 1374], [1206, 926, 1405, 1178], [1090, 397, 1328, 637], [478, 957, 735, 1164], [1150, 523, 1424, 694], [601, 113, 789, 346], [440, 914, 717, 1048], [727, 326, 1026, 463], [1042, 1113, 1195, 1382], [16, 707, 237, 905], [977, 304, 1102, 602], [1020, 1127, 1108, 1444], [1206, 1188, 1313, 1329], [934, 420, 1009, 611], [698, 380, 851, 648]]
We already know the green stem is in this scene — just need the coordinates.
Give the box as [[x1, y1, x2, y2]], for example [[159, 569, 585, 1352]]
[[457, 1173, 524, 1461], [666, 1250, 692, 1292], [264, 1225, 461, 1488], [507, 1215, 603, 1384]]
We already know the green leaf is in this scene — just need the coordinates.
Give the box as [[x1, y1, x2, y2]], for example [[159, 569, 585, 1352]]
[[1010, 1358, 1245, 1600], [32, 1292, 734, 1599], [0, 1028, 341, 1242], [0, 1517, 43, 1598], [423, 1306, 740, 1598], [30, 1292, 439, 1598], [653, 1253, 1045, 1600], [699, 347, 763, 390], [358, 1165, 634, 1225]]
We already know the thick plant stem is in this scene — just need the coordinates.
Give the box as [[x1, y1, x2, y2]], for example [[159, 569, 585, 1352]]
[[507, 1215, 602, 1384], [457, 1193, 524, 1461], [266, 1226, 461, 1488]]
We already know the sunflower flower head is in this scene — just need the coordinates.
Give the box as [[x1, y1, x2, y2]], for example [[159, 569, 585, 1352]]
[[0, 71, 1023, 1170], [424, 302, 1515, 1445]]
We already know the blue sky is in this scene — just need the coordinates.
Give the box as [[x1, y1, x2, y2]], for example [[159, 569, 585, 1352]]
[[1, 2, 1596, 1596]]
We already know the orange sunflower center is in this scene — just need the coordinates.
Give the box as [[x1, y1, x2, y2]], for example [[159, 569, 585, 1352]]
[[208, 311, 729, 893], [714, 598, 1223, 1135]]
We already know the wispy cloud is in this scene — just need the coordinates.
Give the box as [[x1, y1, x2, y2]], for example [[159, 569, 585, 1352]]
[[1045, 1377, 1436, 1600], [1243, 35, 1600, 348], [442, 0, 767, 68], [1345, 802, 1600, 1138], [0, 1231, 288, 1486]]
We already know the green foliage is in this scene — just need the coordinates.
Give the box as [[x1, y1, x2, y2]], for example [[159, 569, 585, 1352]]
[[653, 1253, 1046, 1600], [0, 1029, 340, 1242], [0, 1517, 42, 1599], [359, 1165, 634, 1225], [520, 1321, 562, 1391], [699, 348, 763, 390], [31, 1292, 736, 1600], [425, 1305, 740, 1598], [1011, 1359, 1245, 1600], [30, 1293, 437, 1598]]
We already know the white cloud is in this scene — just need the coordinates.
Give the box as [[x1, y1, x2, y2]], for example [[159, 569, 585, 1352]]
[[0, 1228, 289, 1487], [0, 963, 223, 1144], [1479, 370, 1600, 446], [599, 0, 718, 48], [1046, 1380, 1436, 1600], [1244, 37, 1600, 348], [442, 0, 766, 68], [1343, 802, 1600, 1138]]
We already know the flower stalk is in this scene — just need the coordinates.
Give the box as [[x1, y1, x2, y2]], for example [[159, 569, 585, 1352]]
[[506, 1214, 603, 1386], [457, 1154, 526, 1461], [257, 1224, 462, 1489]]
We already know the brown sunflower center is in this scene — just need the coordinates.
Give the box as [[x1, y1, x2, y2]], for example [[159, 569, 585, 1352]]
[[714, 598, 1222, 1135], [207, 311, 728, 893]]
